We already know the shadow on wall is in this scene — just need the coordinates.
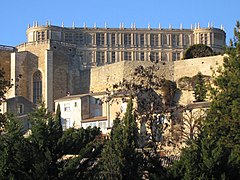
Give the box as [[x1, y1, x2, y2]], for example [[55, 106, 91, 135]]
[[80, 69, 91, 94]]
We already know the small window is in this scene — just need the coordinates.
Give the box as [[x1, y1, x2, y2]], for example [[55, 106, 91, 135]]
[[17, 104, 24, 114], [99, 121, 107, 130], [64, 103, 70, 111], [74, 102, 78, 107]]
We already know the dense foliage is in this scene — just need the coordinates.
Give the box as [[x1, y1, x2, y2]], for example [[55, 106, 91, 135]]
[[169, 21, 240, 179], [0, 104, 102, 179], [193, 72, 207, 102], [183, 44, 214, 59]]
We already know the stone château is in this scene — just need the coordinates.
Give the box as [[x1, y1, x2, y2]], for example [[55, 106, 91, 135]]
[[0, 22, 226, 112]]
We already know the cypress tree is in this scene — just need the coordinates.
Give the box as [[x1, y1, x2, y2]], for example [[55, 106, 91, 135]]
[[100, 97, 141, 179], [193, 72, 207, 102]]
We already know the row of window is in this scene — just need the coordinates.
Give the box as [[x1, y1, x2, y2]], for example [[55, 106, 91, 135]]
[[82, 121, 107, 130], [64, 32, 191, 47], [95, 51, 182, 63], [61, 118, 107, 131]]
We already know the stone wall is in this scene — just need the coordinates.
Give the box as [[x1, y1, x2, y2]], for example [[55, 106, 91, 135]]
[[90, 60, 174, 92], [173, 55, 224, 81], [89, 55, 224, 105], [15, 41, 84, 111], [174, 55, 224, 104], [0, 49, 12, 81]]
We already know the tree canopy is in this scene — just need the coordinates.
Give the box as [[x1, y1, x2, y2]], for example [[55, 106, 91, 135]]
[[183, 44, 215, 59]]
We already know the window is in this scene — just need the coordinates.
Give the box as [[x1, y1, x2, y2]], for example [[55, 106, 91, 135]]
[[172, 52, 181, 61], [112, 52, 116, 63], [200, 34, 208, 45], [172, 34, 180, 47], [161, 53, 168, 61], [62, 118, 72, 130], [184, 35, 190, 46], [140, 52, 144, 61], [74, 102, 78, 107], [124, 33, 131, 46], [150, 52, 159, 61], [17, 103, 24, 114], [62, 119, 67, 130], [124, 52, 132, 61], [150, 34, 159, 46], [37, 31, 45, 41], [162, 34, 168, 46], [76, 33, 84, 44], [99, 121, 107, 130], [96, 33, 105, 45], [33, 70, 42, 104], [139, 34, 144, 46], [64, 103, 70, 111], [65, 33, 73, 43], [111, 34, 116, 45], [96, 51, 105, 64]]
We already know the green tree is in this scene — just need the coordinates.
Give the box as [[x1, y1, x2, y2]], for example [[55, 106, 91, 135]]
[[183, 44, 215, 59], [169, 21, 240, 179], [27, 103, 64, 179], [100, 116, 125, 179], [0, 115, 33, 179], [193, 72, 207, 102], [54, 103, 63, 139], [100, 98, 142, 179], [0, 67, 12, 132]]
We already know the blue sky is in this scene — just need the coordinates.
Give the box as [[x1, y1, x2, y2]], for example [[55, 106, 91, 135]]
[[0, 0, 239, 46]]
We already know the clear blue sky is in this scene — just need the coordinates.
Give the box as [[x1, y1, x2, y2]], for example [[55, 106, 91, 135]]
[[0, 0, 239, 46]]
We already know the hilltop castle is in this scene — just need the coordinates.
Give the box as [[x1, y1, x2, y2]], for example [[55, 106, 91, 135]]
[[0, 22, 226, 112]]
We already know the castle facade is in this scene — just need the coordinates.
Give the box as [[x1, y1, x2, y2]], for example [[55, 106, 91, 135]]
[[1, 23, 225, 112]]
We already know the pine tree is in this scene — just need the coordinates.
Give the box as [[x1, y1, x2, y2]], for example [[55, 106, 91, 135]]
[[193, 72, 207, 102]]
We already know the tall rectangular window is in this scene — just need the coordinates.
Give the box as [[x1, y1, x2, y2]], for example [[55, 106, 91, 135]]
[[184, 35, 190, 46], [112, 52, 116, 63], [150, 52, 159, 61], [172, 34, 180, 47], [162, 34, 168, 46], [17, 104, 24, 114], [140, 52, 144, 61], [150, 34, 159, 46], [124, 33, 131, 46], [124, 52, 132, 61], [200, 34, 208, 45], [33, 70, 42, 104], [96, 33, 105, 45], [37, 31, 45, 41], [76, 33, 84, 45], [65, 33, 73, 43], [161, 52, 168, 61], [96, 51, 105, 64], [111, 34, 115, 45], [139, 34, 144, 46]]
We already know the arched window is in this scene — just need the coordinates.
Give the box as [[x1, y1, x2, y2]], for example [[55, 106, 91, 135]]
[[33, 70, 42, 104]]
